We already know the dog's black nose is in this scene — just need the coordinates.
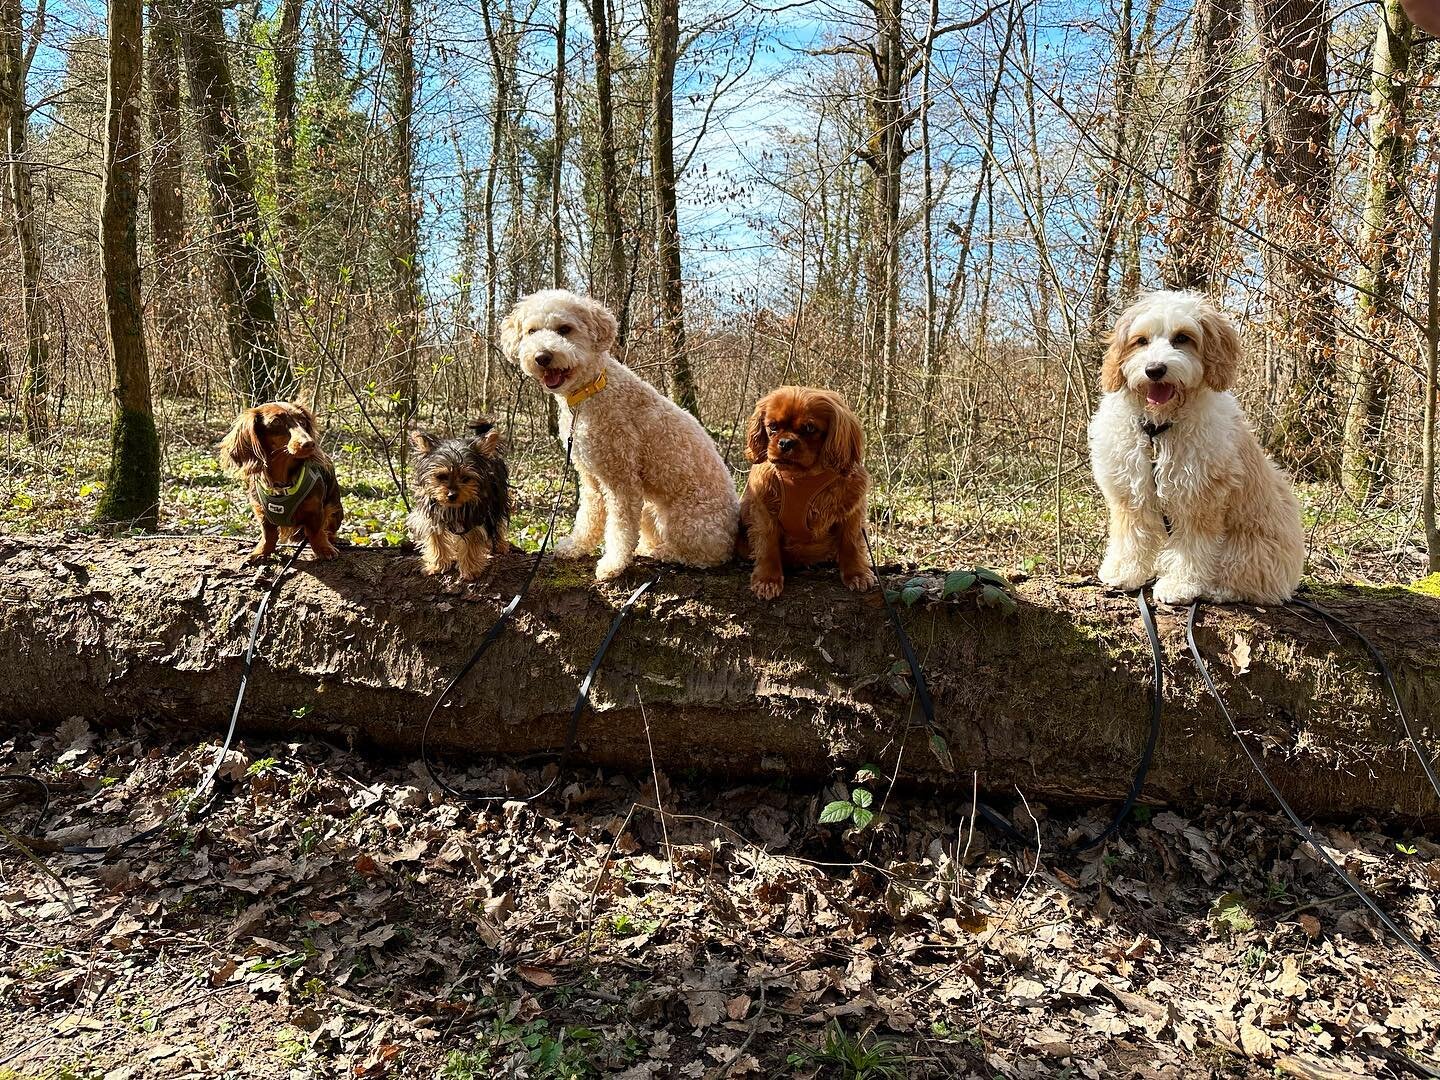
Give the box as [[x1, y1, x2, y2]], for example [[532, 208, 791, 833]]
[[535, 350, 553, 367], [778, 437, 797, 452], [1145, 363, 1168, 381]]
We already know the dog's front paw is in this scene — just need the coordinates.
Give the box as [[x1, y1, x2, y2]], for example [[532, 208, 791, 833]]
[[1151, 577, 1200, 606], [552, 536, 587, 560], [750, 568, 784, 600], [595, 555, 631, 581], [1098, 555, 1151, 593], [843, 567, 877, 593], [244, 546, 273, 565], [312, 541, 341, 561]]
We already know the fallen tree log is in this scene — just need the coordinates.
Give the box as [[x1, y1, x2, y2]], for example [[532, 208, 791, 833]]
[[1, 533, 1438, 823]]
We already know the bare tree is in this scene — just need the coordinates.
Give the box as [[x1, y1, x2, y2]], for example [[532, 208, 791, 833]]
[[388, 0, 421, 421], [182, 0, 295, 403], [272, 0, 304, 295], [1342, 0, 1413, 501], [148, 0, 194, 396], [1161, 0, 1242, 291], [97, 0, 160, 529], [1254, 0, 1335, 477], [0, 0, 51, 441], [584, 0, 627, 335], [650, 0, 698, 416]]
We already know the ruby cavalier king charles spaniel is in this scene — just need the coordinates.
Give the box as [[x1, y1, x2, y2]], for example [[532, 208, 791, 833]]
[[738, 386, 877, 599]]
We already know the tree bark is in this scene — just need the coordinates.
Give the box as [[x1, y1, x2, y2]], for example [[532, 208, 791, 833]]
[[1161, 0, 1242, 292], [181, 0, 295, 405], [1342, 0, 1413, 504], [387, 0, 421, 424], [271, 0, 303, 298], [96, 0, 160, 531], [650, 0, 698, 418], [0, 0, 51, 442], [551, 0, 567, 289], [585, 0, 627, 338], [3, 534, 1439, 824], [148, 0, 195, 397], [1253, 0, 1335, 479]]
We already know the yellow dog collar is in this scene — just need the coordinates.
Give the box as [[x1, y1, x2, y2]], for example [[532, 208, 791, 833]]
[[566, 370, 607, 408]]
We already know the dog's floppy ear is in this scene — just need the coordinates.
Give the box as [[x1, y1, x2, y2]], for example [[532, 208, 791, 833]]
[[219, 408, 265, 474], [578, 295, 619, 353], [745, 395, 771, 464], [819, 391, 863, 473], [498, 304, 524, 357], [1100, 311, 1130, 394], [1198, 303, 1243, 392], [409, 430, 437, 455]]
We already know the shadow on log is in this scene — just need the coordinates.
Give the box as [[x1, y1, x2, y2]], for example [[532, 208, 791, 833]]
[[1, 534, 1437, 823]]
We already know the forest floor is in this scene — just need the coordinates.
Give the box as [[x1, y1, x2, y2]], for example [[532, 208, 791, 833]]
[[2, 716, 1439, 1080], [2, 401, 1439, 1078]]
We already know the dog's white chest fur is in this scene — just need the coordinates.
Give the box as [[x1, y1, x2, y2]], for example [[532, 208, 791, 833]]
[[1090, 391, 1240, 514]]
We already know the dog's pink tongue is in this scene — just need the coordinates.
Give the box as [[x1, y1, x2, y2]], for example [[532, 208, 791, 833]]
[[1146, 383, 1176, 407], [543, 370, 566, 390]]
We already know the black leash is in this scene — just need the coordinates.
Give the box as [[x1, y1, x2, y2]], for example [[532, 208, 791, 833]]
[[1288, 596, 1440, 803], [1186, 600, 1440, 973], [1075, 585, 1164, 850], [1, 538, 309, 856], [861, 528, 1027, 844], [419, 431, 663, 806]]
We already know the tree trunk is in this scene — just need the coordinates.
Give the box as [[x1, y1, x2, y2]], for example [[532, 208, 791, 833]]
[[551, 0, 567, 289], [1161, 0, 1242, 291], [1254, 0, 1335, 479], [3, 534, 1439, 825], [479, 1, 512, 415], [148, 0, 195, 397], [0, 0, 51, 443], [650, 0, 698, 417], [1342, 0, 1413, 504], [272, 0, 303, 298], [1086, 0, 1134, 360], [181, 0, 295, 405], [96, 0, 160, 531], [388, 0, 421, 423], [585, 0, 627, 336]]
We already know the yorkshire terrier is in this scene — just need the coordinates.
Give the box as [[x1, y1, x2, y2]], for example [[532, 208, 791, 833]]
[[219, 400, 344, 563], [407, 419, 511, 579]]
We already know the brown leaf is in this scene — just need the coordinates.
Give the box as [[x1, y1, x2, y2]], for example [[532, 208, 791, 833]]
[[517, 964, 557, 987]]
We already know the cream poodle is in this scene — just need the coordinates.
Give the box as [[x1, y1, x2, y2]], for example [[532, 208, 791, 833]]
[[1089, 291, 1305, 605], [501, 289, 739, 580]]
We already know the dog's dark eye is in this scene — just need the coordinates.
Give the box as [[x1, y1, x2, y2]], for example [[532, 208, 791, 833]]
[[1172, 332, 1192, 346], [1132, 336, 1149, 348], [556, 324, 573, 337], [766, 423, 778, 434], [801, 423, 817, 436]]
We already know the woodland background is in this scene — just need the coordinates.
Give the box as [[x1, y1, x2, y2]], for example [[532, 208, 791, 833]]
[[1, 0, 1439, 572]]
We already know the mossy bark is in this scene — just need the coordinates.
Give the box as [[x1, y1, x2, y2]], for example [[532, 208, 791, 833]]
[[96, 0, 160, 533], [2, 535, 1439, 824]]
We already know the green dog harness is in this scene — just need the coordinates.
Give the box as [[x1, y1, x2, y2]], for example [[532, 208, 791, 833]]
[[256, 462, 321, 527]]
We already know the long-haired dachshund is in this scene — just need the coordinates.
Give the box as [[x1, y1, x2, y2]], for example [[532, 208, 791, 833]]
[[219, 401, 344, 563], [738, 386, 876, 599]]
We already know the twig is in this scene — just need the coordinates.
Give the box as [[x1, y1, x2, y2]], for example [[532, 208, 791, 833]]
[[582, 802, 637, 957], [636, 684, 674, 891], [712, 974, 768, 1079]]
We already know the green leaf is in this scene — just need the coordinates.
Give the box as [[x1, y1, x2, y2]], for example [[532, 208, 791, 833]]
[[975, 567, 1010, 588], [819, 800, 854, 824], [900, 584, 925, 607], [978, 584, 1017, 613], [942, 570, 976, 597], [851, 787, 873, 809], [1209, 891, 1255, 934], [855, 764, 882, 785], [928, 732, 955, 771], [850, 806, 875, 830], [884, 589, 900, 604]]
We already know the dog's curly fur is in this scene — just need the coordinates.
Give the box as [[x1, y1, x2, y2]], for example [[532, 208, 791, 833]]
[[501, 289, 739, 580], [218, 400, 344, 563], [406, 420, 511, 580], [1089, 291, 1304, 605], [738, 386, 874, 599]]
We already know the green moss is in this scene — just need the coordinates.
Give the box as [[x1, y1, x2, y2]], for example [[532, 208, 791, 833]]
[[1409, 573, 1440, 598], [95, 406, 161, 529]]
